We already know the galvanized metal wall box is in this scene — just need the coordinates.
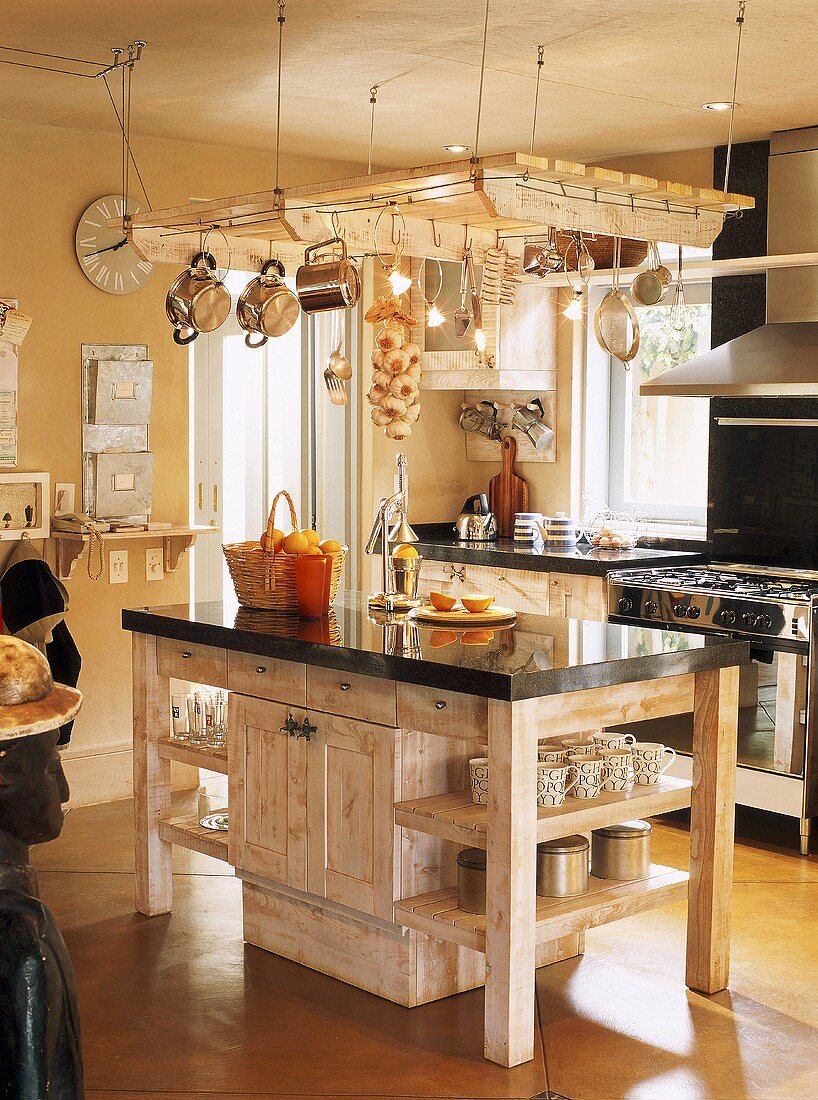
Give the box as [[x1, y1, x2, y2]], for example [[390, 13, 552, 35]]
[[91, 452, 153, 518], [86, 359, 153, 425]]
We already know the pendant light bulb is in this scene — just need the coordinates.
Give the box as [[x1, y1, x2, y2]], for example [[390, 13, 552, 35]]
[[388, 268, 412, 296], [563, 290, 583, 321], [426, 303, 445, 328]]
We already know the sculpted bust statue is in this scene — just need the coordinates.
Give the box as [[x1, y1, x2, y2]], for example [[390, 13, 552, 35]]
[[0, 635, 83, 1098]]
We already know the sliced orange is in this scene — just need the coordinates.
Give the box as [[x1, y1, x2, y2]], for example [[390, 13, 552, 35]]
[[461, 629, 495, 646], [429, 590, 457, 612], [461, 593, 495, 614], [428, 629, 458, 648], [392, 543, 420, 558]]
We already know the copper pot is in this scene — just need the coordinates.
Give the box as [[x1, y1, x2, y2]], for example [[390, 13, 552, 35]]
[[236, 260, 300, 348], [165, 252, 231, 345], [296, 237, 361, 314]]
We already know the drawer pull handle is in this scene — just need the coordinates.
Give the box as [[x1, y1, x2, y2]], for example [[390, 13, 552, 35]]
[[340, 682, 351, 691], [181, 651, 192, 659], [434, 700, 447, 710], [256, 665, 267, 674]]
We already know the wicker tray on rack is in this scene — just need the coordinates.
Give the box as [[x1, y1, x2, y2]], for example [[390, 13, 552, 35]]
[[223, 489, 345, 611]]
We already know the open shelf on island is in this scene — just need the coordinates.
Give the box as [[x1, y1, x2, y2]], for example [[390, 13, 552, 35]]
[[158, 814, 229, 862], [395, 775, 692, 848], [157, 737, 227, 774], [394, 863, 689, 953]]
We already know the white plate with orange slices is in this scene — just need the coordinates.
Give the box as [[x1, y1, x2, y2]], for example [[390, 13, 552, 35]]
[[410, 591, 516, 627]]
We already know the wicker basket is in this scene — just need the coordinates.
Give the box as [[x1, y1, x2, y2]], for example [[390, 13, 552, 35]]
[[223, 489, 345, 611]]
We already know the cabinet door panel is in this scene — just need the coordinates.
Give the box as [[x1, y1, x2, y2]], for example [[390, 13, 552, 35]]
[[228, 694, 307, 890], [310, 713, 396, 921], [549, 572, 607, 621]]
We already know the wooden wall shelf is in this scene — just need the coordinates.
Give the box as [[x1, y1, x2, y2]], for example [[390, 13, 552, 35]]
[[158, 815, 229, 862], [49, 525, 218, 580], [395, 775, 693, 849], [394, 863, 690, 954]]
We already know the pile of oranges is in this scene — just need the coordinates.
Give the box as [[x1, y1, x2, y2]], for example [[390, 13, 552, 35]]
[[265, 527, 343, 557]]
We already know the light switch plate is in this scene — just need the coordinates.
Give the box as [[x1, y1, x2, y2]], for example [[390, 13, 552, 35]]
[[54, 483, 75, 516], [109, 549, 128, 584], [145, 547, 164, 581]]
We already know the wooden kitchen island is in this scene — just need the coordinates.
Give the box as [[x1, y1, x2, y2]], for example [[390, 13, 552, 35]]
[[123, 593, 749, 1068]]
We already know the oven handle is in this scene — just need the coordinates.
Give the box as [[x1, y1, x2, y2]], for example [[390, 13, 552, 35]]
[[802, 597, 818, 836], [715, 417, 818, 428]]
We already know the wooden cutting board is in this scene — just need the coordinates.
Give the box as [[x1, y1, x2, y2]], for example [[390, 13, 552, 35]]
[[410, 605, 517, 627], [488, 435, 529, 537]]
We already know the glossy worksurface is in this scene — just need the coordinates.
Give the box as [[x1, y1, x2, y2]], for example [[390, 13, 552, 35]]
[[123, 590, 749, 701], [408, 525, 707, 576]]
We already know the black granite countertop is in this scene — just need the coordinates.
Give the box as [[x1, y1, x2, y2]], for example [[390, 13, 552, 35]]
[[406, 524, 708, 577], [123, 590, 748, 702]]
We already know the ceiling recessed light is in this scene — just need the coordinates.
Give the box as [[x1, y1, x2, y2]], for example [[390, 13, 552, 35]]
[[701, 101, 736, 112], [444, 144, 471, 153]]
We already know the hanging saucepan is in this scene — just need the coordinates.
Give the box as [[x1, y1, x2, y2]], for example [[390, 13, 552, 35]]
[[165, 251, 232, 346], [295, 237, 361, 314], [235, 259, 300, 349]]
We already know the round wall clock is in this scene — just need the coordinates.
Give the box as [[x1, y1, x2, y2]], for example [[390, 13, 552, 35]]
[[75, 195, 154, 295]]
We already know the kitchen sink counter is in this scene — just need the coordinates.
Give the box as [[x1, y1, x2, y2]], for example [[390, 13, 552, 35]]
[[410, 525, 708, 577]]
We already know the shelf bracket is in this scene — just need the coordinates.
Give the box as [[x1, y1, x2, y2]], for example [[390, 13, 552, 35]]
[[163, 532, 197, 574]]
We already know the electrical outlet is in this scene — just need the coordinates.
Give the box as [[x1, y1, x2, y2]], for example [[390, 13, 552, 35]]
[[109, 550, 128, 584], [145, 548, 164, 581], [54, 483, 75, 516]]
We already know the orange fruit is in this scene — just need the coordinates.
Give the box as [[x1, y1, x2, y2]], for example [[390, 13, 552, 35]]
[[320, 539, 343, 554], [303, 545, 324, 556], [392, 543, 419, 559], [302, 529, 321, 547], [429, 591, 457, 612], [461, 629, 494, 646], [271, 528, 286, 553], [428, 629, 457, 649], [461, 593, 495, 614], [282, 531, 309, 556]]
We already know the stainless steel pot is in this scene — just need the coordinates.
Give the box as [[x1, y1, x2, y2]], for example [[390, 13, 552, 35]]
[[591, 820, 652, 881], [295, 237, 361, 314], [165, 252, 232, 345], [457, 846, 487, 914], [235, 259, 300, 348], [536, 834, 589, 897]]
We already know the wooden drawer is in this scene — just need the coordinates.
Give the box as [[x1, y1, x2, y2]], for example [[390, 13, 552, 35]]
[[227, 650, 306, 706], [306, 665, 397, 727], [156, 637, 227, 686], [549, 572, 608, 622], [418, 559, 551, 615], [397, 682, 488, 741]]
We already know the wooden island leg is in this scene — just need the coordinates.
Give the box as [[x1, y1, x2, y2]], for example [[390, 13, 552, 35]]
[[484, 697, 540, 1067], [132, 632, 173, 916], [686, 664, 740, 994]]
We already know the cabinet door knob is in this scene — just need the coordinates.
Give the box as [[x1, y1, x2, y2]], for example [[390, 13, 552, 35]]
[[434, 700, 447, 710], [340, 682, 351, 691], [256, 665, 267, 674], [181, 651, 192, 659]]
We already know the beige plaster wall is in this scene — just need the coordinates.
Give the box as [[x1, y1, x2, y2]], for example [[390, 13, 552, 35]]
[[0, 117, 361, 806]]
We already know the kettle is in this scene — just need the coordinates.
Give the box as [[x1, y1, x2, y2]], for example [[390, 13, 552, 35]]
[[454, 494, 498, 542]]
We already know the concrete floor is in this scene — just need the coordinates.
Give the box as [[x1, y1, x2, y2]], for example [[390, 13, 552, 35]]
[[31, 795, 818, 1100]]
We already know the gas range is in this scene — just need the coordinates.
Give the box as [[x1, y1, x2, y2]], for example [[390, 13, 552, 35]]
[[607, 564, 818, 648]]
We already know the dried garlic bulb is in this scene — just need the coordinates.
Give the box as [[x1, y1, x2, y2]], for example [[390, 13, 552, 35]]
[[403, 401, 421, 423], [389, 373, 419, 401], [376, 326, 404, 352], [372, 368, 392, 389], [384, 347, 410, 375], [403, 342, 422, 368], [386, 419, 412, 440], [380, 394, 408, 419], [368, 382, 389, 405], [371, 348, 386, 369], [371, 407, 392, 427]]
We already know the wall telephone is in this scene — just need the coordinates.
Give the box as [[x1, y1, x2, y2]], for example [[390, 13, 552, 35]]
[[51, 514, 109, 580]]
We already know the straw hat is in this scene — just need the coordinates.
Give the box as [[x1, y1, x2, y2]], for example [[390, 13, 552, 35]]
[[0, 636, 82, 741]]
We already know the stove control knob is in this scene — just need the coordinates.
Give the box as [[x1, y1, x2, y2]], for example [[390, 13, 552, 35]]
[[644, 601, 659, 617], [742, 612, 757, 627], [672, 603, 687, 617], [686, 606, 701, 620], [617, 597, 633, 614], [759, 614, 773, 629], [718, 609, 736, 626]]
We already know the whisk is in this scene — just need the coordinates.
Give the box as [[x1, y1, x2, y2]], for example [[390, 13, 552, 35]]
[[670, 245, 689, 331]]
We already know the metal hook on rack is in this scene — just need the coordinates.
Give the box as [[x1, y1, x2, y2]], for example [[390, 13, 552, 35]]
[[330, 210, 345, 239], [430, 219, 441, 249]]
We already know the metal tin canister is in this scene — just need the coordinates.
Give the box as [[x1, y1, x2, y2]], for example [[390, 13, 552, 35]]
[[591, 819, 652, 881], [536, 834, 589, 897], [457, 847, 487, 914]]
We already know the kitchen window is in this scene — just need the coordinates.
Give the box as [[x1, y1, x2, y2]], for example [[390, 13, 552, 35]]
[[584, 251, 711, 531]]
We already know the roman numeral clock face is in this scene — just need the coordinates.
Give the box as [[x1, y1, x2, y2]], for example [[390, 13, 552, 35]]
[[75, 195, 154, 294]]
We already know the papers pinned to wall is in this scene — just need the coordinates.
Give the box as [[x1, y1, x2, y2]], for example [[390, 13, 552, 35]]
[[0, 298, 22, 467]]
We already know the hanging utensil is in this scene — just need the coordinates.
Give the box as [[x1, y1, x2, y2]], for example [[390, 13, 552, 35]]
[[165, 249, 232, 346], [670, 245, 689, 331], [631, 243, 669, 307], [327, 311, 353, 380], [454, 253, 471, 338], [235, 258, 300, 348], [593, 238, 640, 369], [465, 248, 485, 353], [296, 236, 360, 313]]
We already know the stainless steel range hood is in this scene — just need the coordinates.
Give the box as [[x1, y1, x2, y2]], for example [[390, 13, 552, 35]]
[[641, 127, 818, 398]]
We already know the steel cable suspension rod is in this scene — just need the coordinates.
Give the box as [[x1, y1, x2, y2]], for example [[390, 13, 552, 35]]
[[722, 0, 747, 196], [274, 0, 285, 196], [529, 44, 544, 157], [472, 0, 491, 161]]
